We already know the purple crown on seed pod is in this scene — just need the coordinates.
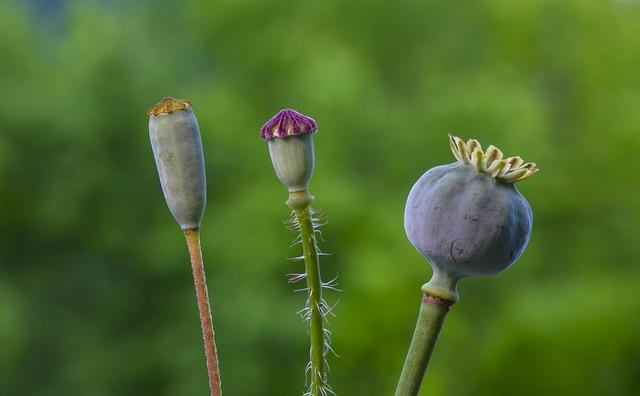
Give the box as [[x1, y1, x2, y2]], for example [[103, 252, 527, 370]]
[[260, 108, 317, 140]]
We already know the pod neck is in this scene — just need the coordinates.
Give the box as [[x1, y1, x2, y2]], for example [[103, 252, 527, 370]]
[[422, 269, 460, 304], [286, 190, 314, 210]]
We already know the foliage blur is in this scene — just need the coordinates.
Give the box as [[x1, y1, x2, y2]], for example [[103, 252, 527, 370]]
[[0, 0, 639, 395]]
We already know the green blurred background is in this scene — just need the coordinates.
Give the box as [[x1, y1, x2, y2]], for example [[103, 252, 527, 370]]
[[1, 0, 639, 395]]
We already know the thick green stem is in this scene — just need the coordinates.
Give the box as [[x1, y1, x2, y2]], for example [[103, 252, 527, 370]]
[[394, 294, 454, 396], [289, 192, 326, 396]]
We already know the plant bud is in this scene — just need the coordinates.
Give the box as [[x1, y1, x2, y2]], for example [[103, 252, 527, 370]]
[[404, 135, 537, 301], [261, 109, 317, 193], [148, 97, 206, 230]]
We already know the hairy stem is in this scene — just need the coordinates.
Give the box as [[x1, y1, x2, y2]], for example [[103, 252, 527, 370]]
[[394, 294, 454, 396], [294, 205, 326, 396], [184, 228, 222, 396]]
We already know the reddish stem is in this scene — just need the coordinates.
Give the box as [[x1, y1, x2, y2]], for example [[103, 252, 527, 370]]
[[184, 228, 222, 396]]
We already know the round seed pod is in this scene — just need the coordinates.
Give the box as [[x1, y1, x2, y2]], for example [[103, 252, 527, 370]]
[[404, 135, 538, 301], [148, 97, 206, 230]]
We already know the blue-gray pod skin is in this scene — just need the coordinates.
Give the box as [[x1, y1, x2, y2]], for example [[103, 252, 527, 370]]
[[405, 163, 532, 300], [149, 107, 206, 230], [268, 134, 315, 193]]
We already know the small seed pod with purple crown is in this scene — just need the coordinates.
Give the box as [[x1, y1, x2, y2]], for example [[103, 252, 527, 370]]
[[261, 109, 336, 396], [261, 108, 317, 207], [395, 135, 538, 396]]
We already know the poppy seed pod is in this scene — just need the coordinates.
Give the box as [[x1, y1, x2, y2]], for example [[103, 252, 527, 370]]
[[261, 109, 317, 195], [148, 97, 206, 230], [404, 135, 537, 301]]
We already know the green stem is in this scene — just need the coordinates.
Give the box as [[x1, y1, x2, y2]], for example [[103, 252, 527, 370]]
[[394, 294, 453, 396], [289, 193, 326, 396]]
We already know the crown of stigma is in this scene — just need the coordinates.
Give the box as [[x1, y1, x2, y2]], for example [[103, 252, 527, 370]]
[[147, 97, 192, 116], [260, 109, 317, 140], [449, 135, 538, 183]]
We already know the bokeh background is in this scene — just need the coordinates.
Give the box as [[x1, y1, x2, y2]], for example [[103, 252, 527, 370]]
[[1, 0, 639, 395]]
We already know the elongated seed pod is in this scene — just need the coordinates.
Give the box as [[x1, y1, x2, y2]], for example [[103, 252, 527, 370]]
[[148, 97, 206, 230]]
